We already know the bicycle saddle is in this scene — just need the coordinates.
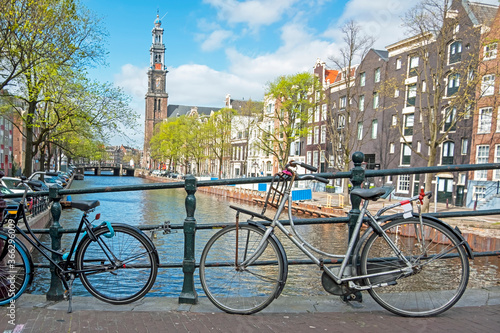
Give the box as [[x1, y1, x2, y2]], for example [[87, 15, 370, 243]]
[[71, 200, 100, 211], [350, 187, 388, 201]]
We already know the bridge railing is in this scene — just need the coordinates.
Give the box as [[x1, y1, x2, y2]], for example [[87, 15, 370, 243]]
[[2, 152, 500, 305]]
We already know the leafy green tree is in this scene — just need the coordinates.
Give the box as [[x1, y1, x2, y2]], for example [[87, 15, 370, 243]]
[[206, 108, 235, 178], [260, 72, 321, 168]]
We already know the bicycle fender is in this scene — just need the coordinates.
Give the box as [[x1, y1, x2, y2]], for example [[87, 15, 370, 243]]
[[417, 213, 474, 259], [248, 221, 288, 299], [361, 214, 473, 260], [0, 230, 35, 287]]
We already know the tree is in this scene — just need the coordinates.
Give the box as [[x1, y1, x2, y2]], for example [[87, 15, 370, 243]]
[[260, 72, 321, 168], [206, 108, 235, 178], [401, 0, 489, 210], [0, 0, 108, 175], [326, 20, 375, 177]]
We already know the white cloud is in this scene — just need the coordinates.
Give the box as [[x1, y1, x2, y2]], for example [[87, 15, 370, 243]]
[[203, 0, 300, 29], [226, 22, 336, 84], [201, 29, 233, 51]]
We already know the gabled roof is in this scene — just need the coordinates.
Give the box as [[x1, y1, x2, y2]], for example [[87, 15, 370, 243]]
[[373, 49, 389, 61], [324, 69, 339, 84], [166, 104, 220, 119], [466, 1, 498, 26]]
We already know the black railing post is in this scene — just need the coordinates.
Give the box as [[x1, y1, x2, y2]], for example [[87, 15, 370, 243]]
[[344, 151, 365, 303], [46, 187, 65, 301], [179, 175, 198, 304]]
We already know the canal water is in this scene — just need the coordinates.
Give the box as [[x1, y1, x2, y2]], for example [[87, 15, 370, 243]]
[[28, 175, 499, 298]]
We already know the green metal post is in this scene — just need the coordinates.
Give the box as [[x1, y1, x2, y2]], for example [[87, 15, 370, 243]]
[[345, 151, 365, 303], [46, 187, 65, 301], [179, 175, 198, 304]]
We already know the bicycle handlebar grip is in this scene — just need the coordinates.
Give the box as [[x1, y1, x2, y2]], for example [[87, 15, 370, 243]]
[[315, 176, 329, 184], [297, 162, 317, 172]]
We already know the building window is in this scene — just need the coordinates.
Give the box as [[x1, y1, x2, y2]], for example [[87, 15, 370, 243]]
[[306, 151, 311, 165], [444, 107, 457, 132], [338, 114, 345, 129], [475, 145, 490, 180], [373, 92, 379, 109], [397, 174, 411, 193], [449, 41, 462, 64], [314, 106, 320, 122], [408, 55, 419, 77], [321, 104, 327, 121], [359, 95, 365, 111], [313, 150, 319, 168], [360, 72, 366, 86], [481, 74, 495, 96], [371, 119, 378, 139], [473, 186, 486, 200], [307, 131, 312, 145], [320, 125, 326, 144], [396, 58, 402, 69], [394, 89, 400, 98], [389, 143, 395, 154], [357, 122, 363, 140], [442, 141, 454, 165], [314, 126, 319, 144], [339, 96, 347, 109], [402, 143, 412, 165], [392, 115, 398, 126], [461, 138, 468, 155], [406, 84, 417, 106], [447, 73, 460, 96], [374, 68, 381, 83], [484, 42, 497, 60], [478, 107, 493, 134], [422, 80, 426, 92], [403, 113, 414, 136]]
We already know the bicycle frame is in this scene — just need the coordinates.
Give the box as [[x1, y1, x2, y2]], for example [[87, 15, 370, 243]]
[[238, 170, 415, 289]]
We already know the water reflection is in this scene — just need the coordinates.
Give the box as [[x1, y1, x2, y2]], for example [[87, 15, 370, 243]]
[[28, 175, 499, 298]]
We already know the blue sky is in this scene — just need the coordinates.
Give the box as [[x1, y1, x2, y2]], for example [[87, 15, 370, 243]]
[[81, 0, 498, 147]]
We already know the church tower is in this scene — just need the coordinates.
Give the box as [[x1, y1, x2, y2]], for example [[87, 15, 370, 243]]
[[143, 13, 168, 169]]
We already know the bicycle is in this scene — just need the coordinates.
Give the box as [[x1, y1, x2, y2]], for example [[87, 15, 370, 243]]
[[199, 161, 472, 317], [0, 175, 159, 312]]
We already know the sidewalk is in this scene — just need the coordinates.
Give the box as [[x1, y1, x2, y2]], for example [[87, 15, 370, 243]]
[[3, 287, 500, 332]]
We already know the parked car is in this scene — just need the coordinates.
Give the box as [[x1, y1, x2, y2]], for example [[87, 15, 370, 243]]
[[0, 176, 28, 194], [28, 171, 64, 188]]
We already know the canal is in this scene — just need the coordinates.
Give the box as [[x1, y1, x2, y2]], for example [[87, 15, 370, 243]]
[[28, 175, 500, 297]]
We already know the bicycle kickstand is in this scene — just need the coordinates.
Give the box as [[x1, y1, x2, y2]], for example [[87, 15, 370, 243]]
[[64, 275, 76, 313]]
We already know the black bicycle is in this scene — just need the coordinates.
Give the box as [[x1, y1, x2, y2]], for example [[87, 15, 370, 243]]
[[0, 175, 159, 312]]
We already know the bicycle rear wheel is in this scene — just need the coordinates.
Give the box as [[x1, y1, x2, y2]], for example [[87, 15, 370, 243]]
[[0, 231, 32, 305], [360, 217, 469, 317], [76, 224, 158, 304], [199, 224, 286, 314]]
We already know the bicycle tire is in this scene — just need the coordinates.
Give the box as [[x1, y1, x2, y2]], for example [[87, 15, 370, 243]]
[[360, 217, 469, 317], [75, 224, 158, 304], [0, 231, 32, 305], [200, 224, 286, 314]]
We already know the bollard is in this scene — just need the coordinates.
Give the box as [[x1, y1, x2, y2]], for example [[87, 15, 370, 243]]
[[179, 175, 198, 304], [46, 187, 65, 301], [344, 151, 365, 303]]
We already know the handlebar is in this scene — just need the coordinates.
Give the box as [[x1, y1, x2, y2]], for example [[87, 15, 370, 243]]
[[288, 161, 317, 172], [298, 175, 329, 184]]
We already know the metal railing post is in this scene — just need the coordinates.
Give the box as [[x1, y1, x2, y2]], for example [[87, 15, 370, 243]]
[[344, 151, 365, 303], [179, 175, 198, 304], [46, 187, 65, 301]]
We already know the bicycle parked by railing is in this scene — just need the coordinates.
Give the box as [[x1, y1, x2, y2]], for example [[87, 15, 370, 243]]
[[199, 161, 472, 317], [0, 175, 159, 312]]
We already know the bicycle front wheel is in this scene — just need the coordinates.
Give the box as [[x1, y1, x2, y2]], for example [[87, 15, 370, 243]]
[[0, 231, 32, 305], [76, 224, 158, 304], [199, 224, 286, 314], [360, 218, 469, 317]]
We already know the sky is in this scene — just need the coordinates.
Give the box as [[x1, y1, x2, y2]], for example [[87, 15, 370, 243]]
[[81, 0, 499, 147]]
